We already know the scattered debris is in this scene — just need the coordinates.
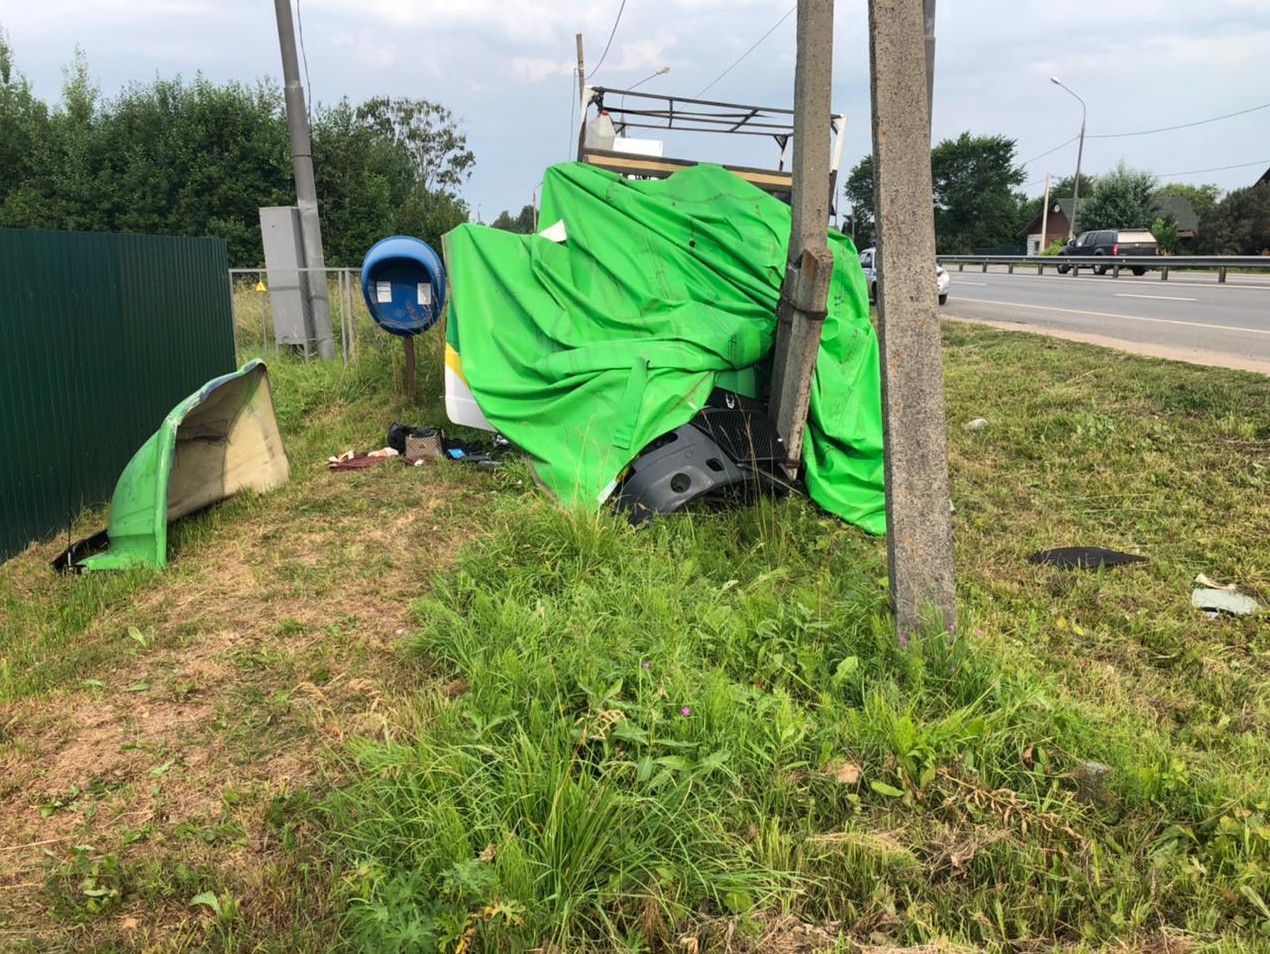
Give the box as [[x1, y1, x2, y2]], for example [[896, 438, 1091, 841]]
[[1192, 588, 1260, 618], [616, 389, 793, 524], [1028, 547, 1148, 570], [1072, 758, 1115, 805], [1194, 572, 1237, 591], [825, 758, 862, 785], [387, 422, 443, 459], [327, 450, 396, 471], [328, 426, 511, 473], [963, 418, 989, 430]]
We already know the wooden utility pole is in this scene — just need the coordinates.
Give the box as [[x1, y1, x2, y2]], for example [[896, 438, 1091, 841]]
[[768, 0, 835, 472], [1040, 172, 1051, 252], [869, 0, 956, 635], [273, 0, 334, 360]]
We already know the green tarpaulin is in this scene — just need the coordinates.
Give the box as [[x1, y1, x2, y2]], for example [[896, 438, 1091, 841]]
[[442, 162, 885, 533]]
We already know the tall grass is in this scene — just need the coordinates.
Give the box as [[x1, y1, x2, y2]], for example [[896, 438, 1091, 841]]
[[324, 490, 1270, 951]]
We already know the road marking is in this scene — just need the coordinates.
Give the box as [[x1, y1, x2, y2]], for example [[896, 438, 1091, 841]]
[[1115, 293, 1197, 302], [951, 297, 1270, 336], [955, 280, 987, 286]]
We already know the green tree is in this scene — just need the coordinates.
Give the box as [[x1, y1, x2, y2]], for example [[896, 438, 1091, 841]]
[[1078, 161, 1158, 231], [314, 98, 415, 265], [1157, 181, 1221, 224], [491, 204, 536, 233], [929, 132, 1025, 252], [95, 76, 293, 261], [1150, 216, 1181, 254], [1048, 172, 1098, 203], [355, 96, 475, 193], [1198, 183, 1270, 255], [0, 29, 50, 214], [0, 42, 473, 265], [2, 48, 106, 231], [844, 133, 1026, 252], [396, 188, 470, 254], [842, 154, 876, 247]]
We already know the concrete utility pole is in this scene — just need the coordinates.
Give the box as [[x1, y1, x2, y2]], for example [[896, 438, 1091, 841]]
[[768, 0, 836, 472], [1051, 77, 1087, 240], [273, 0, 334, 360], [575, 33, 586, 160], [869, 0, 956, 636]]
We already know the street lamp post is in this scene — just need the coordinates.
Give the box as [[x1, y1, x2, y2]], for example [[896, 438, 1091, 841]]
[[616, 67, 670, 135], [1050, 77, 1086, 240], [629, 66, 670, 91]]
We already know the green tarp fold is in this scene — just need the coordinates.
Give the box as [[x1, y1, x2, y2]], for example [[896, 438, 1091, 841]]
[[443, 162, 885, 533]]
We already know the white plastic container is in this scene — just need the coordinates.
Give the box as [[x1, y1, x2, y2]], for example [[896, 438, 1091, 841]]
[[585, 110, 616, 151]]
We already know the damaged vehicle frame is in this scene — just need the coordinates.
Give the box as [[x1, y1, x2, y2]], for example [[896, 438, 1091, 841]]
[[566, 86, 854, 521]]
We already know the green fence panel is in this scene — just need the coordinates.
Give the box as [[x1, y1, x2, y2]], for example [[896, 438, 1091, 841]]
[[0, 228, 235, 562]]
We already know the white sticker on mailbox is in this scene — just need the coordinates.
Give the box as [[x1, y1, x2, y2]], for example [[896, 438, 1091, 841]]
[[376, 281, 392, 303], [417, 282, 432, 307]]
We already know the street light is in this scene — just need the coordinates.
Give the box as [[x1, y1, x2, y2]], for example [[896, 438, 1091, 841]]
[[1050, 76, 1086, 240], [618, 67, 670, 135], [628, 66, 670, 91]]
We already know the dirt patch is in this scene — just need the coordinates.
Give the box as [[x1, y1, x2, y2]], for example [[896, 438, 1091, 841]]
[[0, 464, 488, 944]]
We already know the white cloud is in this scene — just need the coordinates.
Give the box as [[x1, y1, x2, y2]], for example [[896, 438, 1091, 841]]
[[511, 57, 574, 83], [3, 0, 1268, 224]]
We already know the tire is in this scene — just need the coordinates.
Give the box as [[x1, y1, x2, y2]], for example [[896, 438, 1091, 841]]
[[1057, 263, 1070, 274], [869, 282, 877, 304], [1131, 267, 1145, 276], [939, 293, 948, 306], [1093, 255, 1108, 276]]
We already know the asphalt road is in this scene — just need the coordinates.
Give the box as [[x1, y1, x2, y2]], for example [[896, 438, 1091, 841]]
[[939, 268, 1270, 373]]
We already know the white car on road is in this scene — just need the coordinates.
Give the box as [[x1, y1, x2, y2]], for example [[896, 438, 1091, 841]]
[[858, 246, 950, 306]]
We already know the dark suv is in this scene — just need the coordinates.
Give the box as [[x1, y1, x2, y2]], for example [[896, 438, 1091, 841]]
[[1056, 228, 1158, 275]]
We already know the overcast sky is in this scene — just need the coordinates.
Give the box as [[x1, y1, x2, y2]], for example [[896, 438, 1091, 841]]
[[5, 0, 1269, 225]]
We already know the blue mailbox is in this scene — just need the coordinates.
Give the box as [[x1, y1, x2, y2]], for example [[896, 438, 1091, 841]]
[[360, 236, 447, 337]]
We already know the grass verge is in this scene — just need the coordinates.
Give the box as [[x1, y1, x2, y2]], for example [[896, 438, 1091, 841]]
[[326, 325, 1270, 953], [1, 318, 1268, 952]]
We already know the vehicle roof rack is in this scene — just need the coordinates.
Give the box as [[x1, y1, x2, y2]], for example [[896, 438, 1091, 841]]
[[577, 85, 846, 203]]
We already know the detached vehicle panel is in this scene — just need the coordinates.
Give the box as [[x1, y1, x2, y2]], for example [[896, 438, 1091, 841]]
[[1057, 229, 1158, 275], [858, 247, 949, 305]]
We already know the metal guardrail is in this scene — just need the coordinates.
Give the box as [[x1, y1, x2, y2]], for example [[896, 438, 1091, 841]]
[[936, 254, 1270, 282]]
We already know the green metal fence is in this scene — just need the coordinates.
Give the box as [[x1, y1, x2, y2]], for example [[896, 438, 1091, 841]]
[[0, 228, 236, 562]]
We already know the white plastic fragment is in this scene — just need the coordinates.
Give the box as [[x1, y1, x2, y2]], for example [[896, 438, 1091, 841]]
[[1191, 588, 1260, 618]]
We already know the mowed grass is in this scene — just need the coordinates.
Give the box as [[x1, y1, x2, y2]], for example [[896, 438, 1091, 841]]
[[0, 300, 506, 951], [1, 315, 1268, 952]]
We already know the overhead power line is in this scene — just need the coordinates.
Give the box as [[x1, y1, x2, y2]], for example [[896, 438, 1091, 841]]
[[1087, 101, 1270, 139], [296, 0, 313, 124], [695, 4, 795, 98], [1023, 100, 1270, 169], [586, 0, 628, 80], [1021, 135, 1079, 167], [1156, 158, 1269, 178]]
